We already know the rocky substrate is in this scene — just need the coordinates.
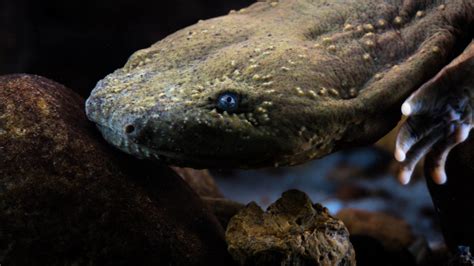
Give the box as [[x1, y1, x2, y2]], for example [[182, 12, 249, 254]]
[[0, 74, 471, 266], [226, 190, 356, 266], [0, 74, 233, 265], [172, 167, 224, 198], [337, 209, 430, 266]]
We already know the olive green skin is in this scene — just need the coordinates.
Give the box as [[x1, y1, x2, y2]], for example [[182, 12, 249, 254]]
[[86, 0, 473, 168]]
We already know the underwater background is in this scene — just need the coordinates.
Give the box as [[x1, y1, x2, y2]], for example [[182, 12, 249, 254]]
[[0, 0, 440, 246], [0, 0, 253, 96], [4, 0, 469, 265]]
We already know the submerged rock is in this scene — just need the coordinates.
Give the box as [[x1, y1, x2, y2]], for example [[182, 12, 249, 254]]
[[226, 190, 355, 266], [336, 209, 415, 252], [0, 74, 232, 265], [203, 197, 245, 229], [172, 167, 224, 198], [336, 209, 427, 266]]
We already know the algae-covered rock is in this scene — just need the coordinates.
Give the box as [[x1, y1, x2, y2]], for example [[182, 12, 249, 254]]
[[225, 190, 355, 266], [0, 74, 232, 265]]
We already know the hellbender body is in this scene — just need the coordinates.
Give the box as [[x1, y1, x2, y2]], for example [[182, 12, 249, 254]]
[[86, 0, 473, 168]]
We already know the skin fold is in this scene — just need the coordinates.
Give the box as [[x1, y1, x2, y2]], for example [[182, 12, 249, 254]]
[[85, 0, 473, 184]]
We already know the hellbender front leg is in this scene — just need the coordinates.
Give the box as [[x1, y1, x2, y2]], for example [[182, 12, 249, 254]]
[[395, 41, 474, 185]]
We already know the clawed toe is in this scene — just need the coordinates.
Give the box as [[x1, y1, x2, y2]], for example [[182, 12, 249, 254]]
[[396, 101, 472, 185], [396, 120, 445, 184], [394, 40, 474, 185]]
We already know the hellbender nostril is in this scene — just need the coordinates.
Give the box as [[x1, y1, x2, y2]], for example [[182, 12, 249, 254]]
[[124, 125, 136, 134]]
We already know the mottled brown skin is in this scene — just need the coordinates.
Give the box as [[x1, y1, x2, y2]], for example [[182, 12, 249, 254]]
[[86, 0, 473, 169], [0, 75, 233, 266]]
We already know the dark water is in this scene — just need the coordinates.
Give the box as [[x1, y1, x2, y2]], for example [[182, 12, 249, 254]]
[[0, 0, 254, 96], [0, 0, 445, 250], [213, 147, 443, 246]]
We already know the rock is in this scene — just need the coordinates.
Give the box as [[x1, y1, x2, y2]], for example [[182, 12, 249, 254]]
[[336, 208, 426, 266], [334, 184, 371, 201], [0, 74, 233, 265], [172, 167, 224, 198], [426, 134, 474, 252], [202, 197, 244, 229], [334, 184, 392, 201], [336, 209, 415, 252], [226, 190, 355, 266]]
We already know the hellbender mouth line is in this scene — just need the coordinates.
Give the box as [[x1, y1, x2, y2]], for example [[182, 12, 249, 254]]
[[97, 125, 262, 167]]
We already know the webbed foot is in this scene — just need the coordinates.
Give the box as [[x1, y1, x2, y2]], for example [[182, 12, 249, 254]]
[[395, 42, 474, 185]]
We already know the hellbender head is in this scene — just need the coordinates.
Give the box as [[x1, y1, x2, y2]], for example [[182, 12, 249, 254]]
[[86, 0, 447, 168]]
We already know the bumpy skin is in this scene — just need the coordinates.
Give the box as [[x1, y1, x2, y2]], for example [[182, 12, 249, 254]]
[[86, 0, 473, 169]]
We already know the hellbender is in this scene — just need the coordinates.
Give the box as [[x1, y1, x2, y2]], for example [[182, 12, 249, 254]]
[[86, 0, 473, 185]]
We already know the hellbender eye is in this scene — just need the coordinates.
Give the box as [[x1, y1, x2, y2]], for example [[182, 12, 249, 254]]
[[217, 92, 239, 113]]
